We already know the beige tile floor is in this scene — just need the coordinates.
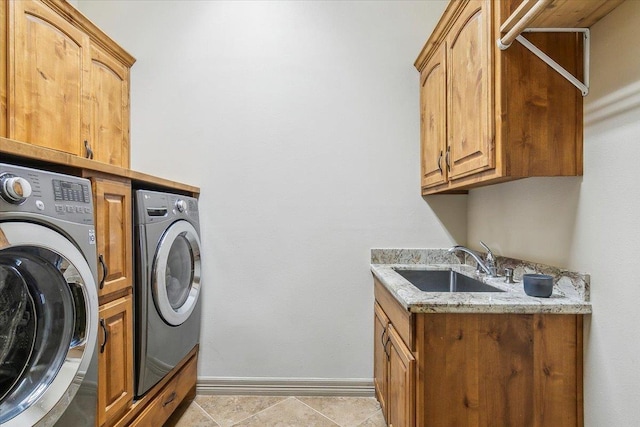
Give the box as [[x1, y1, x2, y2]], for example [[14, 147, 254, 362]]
[[164, 395, 386, 427]]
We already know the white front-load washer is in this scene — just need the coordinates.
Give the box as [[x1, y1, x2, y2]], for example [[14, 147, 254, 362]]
[[0, 163, 99, 426], [133, 189, 201, 398]]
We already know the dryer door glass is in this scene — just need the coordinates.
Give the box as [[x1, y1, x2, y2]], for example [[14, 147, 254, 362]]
[[0, 222, 97, 427], [152, 220, 201, 326], [166, 235, 194, 309]]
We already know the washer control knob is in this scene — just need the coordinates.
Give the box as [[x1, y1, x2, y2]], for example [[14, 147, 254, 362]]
[[0, 175, 32, 204], [175, 199, 187, 212]]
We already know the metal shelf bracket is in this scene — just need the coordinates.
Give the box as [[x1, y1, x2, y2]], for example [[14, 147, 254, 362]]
[[498, 28, 590, 96]]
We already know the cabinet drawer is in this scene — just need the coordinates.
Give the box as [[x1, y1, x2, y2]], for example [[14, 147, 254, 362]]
[[130, 354, 197, 427], [374, 278, 413, 350]]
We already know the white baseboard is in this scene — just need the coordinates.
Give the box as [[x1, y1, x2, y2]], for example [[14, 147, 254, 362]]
[[196, 377, 375, 397]]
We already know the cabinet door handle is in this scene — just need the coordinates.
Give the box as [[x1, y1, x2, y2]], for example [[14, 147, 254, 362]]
[[98, 254, 108, 290], [445, 146, 451, 172], [384, 336, 391, 361], [381, 327, 390, 359], [84, 140, 94, 159], [100, 318, 108, 353], [162, 391, 177, 407], [437, 150, 443, 175]]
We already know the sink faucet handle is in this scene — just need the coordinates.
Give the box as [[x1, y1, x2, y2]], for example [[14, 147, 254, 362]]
[[480, 240, 496, 265], [480, 241, 494, 259], [479, 241, 498, 277]]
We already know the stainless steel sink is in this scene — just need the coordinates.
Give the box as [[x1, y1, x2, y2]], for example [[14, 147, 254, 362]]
[[394, 269, 505, 293]]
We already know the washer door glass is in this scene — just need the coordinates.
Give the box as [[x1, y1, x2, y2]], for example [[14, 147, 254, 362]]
[[0, 264, 37, 402], [0, 223, 97, 426], [152, 220, 201, 326]]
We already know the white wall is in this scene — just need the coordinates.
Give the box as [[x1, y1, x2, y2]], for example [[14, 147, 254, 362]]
[[77, 1, 462, 380], [467, 1, 640, 425]]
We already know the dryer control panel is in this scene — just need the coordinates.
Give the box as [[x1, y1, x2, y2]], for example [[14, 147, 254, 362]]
[[135, 189, 199, 227]]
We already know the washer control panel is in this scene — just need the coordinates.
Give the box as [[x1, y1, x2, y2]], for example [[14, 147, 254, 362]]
[[0, 174, 33, 204], [0, 163, 94, 225], [53, 179, 91, 203]]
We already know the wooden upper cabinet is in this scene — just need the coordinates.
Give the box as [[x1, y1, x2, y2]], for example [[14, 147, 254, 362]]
[[446, 0, 493, 180], [92, 177, 133, 301], [89, 43, 130, 169], [415, 0, 587, 195], [420, 43, 447, 189], [3, 0, 135, 167], [8, 0, 90, 156]]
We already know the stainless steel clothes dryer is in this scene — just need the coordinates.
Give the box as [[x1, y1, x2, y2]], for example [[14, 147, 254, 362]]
[[134, 190, 201, 398], [0, 164, 99, 427]]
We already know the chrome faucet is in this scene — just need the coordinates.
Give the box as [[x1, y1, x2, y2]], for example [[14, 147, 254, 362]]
[[448, 241, 498, 277]]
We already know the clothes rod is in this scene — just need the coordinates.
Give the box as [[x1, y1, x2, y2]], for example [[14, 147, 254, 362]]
[[498, 0, 553, 49]]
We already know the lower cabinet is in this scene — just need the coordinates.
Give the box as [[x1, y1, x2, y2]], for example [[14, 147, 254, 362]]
[[373, 278, 584, 427], [90, 176, 133, 300], [98, 295, 134, 427], [88, 173, 135, 427], [111, 347, 198, 427], [374, 302, 415, 427], [129, 354, 198, 427], [373, 303, 389, 415], [386, 325, 415, 427]]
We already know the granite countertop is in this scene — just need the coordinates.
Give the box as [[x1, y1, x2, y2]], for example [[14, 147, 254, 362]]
[[371, 249, 592, 314]]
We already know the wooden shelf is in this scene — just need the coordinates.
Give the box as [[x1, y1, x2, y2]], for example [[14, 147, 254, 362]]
[[0, 136, 200, 196], [500, 0, 625, 47]]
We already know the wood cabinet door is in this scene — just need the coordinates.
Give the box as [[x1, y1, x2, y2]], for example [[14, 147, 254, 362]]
[[98, 295, 134, 427], [387, 325, 415, 427], [93, 178, 132, 300], [1, 2, 7, 138], [446, 0, 494, 180], [9, 0, 90, 156], [374, 302, 390, 420], [417, 313, 582, 427], [420, 43, 448, 189], [89, 43, 130, 168]]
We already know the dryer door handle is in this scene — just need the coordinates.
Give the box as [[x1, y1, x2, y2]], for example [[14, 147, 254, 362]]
[[98, 254, 109, 290], [100, 318, 108, 353]]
